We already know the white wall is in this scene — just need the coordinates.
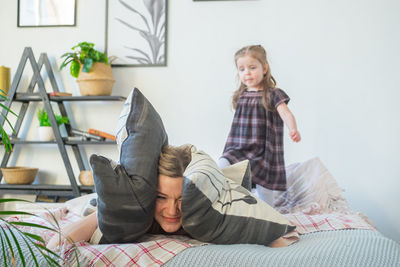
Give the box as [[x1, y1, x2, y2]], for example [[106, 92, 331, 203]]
[[1, 0, 399, 243]]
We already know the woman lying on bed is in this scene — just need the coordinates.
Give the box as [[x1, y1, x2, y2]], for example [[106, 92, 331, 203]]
[[47, 145, 289, 250]]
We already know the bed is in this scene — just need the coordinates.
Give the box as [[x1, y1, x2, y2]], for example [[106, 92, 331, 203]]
[[1, 157, 399, 266]]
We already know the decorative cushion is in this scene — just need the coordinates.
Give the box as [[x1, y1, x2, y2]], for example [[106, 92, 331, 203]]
[[90, 88, 168, 244], [220, 160, 251, 191], [181, 150, 295, 245], [274, 157, 351, 214]]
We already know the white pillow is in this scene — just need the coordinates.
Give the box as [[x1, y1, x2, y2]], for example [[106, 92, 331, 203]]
[[65, 192, 97, 216], [181, 150, 295, 245], [274, 157, 351, 214]]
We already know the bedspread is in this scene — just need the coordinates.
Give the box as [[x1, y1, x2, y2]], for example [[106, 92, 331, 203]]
[[1, 206, 378, 267]]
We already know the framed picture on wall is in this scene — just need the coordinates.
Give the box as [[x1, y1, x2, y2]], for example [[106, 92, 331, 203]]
[[18, 0, 76, 27], [106, 0, 167, 67]]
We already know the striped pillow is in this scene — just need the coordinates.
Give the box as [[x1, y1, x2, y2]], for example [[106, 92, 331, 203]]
[[181, 150, 295, 245]]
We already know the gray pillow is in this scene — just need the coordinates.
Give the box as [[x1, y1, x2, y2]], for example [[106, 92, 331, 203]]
[[91, 88, 168, 243], [181, 150, 295, 245]]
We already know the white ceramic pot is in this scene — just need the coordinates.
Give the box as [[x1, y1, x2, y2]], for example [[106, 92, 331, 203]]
[[38, 126, 55, 141]]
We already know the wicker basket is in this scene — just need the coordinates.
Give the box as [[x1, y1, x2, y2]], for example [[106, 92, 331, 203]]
[[1, 167, 38, 185], [77, 63, 115, 96], [79, 170, 94, 186]]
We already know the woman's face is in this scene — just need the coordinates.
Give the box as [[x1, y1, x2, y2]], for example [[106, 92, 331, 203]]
[[154, 174, 183, 233]]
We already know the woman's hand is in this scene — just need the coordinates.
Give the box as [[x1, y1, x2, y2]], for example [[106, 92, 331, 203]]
[[46, 212, 98, 250]]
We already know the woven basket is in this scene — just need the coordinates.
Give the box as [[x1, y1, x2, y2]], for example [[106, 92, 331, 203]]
[[79, 170, 94, 186], [1, 167, 38, 185], [77, 63, 115, 96]]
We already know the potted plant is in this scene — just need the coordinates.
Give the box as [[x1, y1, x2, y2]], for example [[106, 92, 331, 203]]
[[0, 198, 80, 266], [59, 42, 115, 96], [1, 95, 76, 266], [37, 108, 69, 141]]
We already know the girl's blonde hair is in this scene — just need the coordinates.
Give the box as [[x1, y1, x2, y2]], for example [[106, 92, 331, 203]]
[[158, 144, 192, 178], [232, 45, 277, 111]]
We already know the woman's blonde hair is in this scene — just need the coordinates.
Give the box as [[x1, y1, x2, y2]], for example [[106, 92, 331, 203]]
[[158, 145, 192, 178], [232, 45, 277, 111]]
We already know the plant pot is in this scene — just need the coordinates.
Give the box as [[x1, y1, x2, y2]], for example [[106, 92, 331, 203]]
[[76, 63, 115, 96], [38, 126, 55, 141]]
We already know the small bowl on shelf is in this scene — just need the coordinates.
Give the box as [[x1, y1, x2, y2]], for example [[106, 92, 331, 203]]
[[1, 167, 38, 185], [79, 170, 94, 186]]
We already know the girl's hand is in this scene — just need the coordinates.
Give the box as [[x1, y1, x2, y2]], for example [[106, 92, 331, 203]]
[[289, 130, 301, 142], [276, 103, 301, 143]]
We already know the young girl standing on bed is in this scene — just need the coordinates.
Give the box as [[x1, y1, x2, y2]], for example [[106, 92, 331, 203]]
[[219, 45, 301, 205]]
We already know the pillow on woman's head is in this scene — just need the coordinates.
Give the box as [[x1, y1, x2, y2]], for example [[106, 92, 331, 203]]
[[181, 150, 295, 245], [116, 88, 168, 176], [91, 88, 168, 244]]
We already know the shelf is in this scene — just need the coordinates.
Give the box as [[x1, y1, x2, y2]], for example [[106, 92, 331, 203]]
[[0, 48, 124, 197], [4, 139, 116, 145], [0, 93, 126, 102], [0, 184, 94, 197]]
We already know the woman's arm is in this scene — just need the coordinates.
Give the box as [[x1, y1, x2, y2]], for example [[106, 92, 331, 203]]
[[276, 103, 301, 142], [46, 211, 98, 250]]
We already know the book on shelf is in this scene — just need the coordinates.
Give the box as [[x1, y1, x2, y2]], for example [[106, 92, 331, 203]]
[[88, 128, 116, 141], [49, 92, 72, 97], [70, 129, 105, 141]]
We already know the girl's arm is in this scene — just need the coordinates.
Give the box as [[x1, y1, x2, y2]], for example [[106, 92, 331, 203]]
[[276, 103, 301, 142], [46, 211, 98, 250]]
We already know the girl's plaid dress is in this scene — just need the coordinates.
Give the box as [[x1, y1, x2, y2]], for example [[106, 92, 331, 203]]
[[222, 88, 290, 191]]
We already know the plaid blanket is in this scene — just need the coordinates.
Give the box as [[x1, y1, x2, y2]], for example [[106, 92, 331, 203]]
[[6, 206, 375, 266], [285, 212, 375, 235]]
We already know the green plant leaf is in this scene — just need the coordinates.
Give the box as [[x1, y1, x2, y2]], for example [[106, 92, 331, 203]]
[[55, 115, 69, 126], [36, 108, 68, 127], [0, 103, 19, 118], [0, 198, 33, 204], [0, 198, 85, 266], [70, 60, 80, 78], [9, 222, 58, 233], [0, 229, 10, 266], [0, 226, 16, 266], [60, 52, 75, 58], [35, 243, 64, 263], [82, 58, 93, 73], [0, 89, 8, 99], [19, 233, 40, 267], [1, 129, 13, 153], [59, 58, 74, 71], [21, 232, 45, 244], [0, 211, 36, 216], [6, 224, 27, 267]]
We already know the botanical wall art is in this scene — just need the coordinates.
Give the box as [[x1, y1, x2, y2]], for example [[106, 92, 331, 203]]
[[106, 0, 167, 67]]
